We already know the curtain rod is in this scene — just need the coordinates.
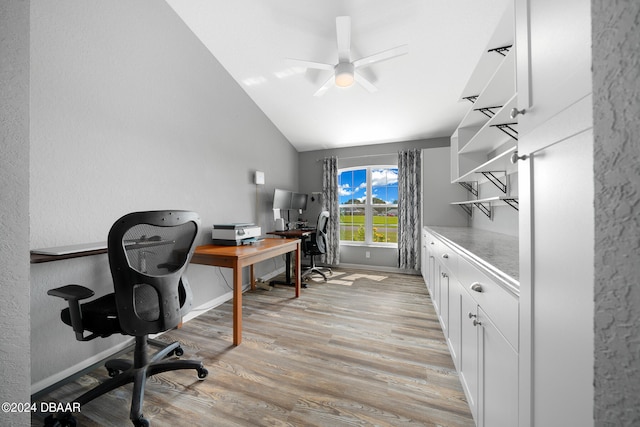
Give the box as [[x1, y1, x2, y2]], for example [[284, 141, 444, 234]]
[[316, 153, 397, 162]]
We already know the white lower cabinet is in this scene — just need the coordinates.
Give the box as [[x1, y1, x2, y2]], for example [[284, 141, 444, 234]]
[[459, 285, 479, 419], [423, 227, 519, 426], [478, 306, 519, 427]]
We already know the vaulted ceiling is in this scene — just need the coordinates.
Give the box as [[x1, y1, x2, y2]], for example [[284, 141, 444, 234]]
[[166, 0, 510, 152]]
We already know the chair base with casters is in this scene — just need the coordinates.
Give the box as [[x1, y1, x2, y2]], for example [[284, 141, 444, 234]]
[[47, 285, 208, 427], [46, 211, 207, 427], [301, 253, 332, 282]]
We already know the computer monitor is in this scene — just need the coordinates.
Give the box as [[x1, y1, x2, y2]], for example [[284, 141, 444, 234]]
[[291, 192, 308, 211], [273, 188, 292, 210]]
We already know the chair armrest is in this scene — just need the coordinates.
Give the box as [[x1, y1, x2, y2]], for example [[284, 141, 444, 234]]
[[48, 284, 95, 301], [48, 285, 95, 340]]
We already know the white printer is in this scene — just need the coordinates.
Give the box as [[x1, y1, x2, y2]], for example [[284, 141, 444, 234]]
[[212, 223, 261, 245]]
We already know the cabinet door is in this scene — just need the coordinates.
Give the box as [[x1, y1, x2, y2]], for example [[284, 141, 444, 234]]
[[421, 230, 428, 283], [447, 279, 462, 370], [459, 291, 479, 421], [439, 267, 450, 338], [478, 307, 518, 427], [519, 131, 594, 427], [515, 0, 592, 138], [428, 253, 436, 296]]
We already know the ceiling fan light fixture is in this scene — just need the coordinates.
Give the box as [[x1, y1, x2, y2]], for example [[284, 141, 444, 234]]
[[334, 62, 355, 87]]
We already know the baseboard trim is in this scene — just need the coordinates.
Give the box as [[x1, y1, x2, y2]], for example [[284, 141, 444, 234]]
[[336, 263, 420, 275]]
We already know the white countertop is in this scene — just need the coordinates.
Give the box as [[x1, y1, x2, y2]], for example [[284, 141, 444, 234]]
[[425, 226, 519, 290]]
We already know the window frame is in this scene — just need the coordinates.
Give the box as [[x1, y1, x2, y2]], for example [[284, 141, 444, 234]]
[[338, 165, 398, 247]]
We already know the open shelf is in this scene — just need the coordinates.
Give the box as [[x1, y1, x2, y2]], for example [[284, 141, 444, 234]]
[[454, 146, 517, 183], [459, 94, 518, 154], [451, 196, 519, 219]]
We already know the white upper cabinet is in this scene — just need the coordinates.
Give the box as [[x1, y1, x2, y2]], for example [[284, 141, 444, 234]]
[[515, 0, 592, 143]]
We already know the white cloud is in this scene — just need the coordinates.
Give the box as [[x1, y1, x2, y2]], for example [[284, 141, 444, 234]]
[[371, 169, 398, 187]]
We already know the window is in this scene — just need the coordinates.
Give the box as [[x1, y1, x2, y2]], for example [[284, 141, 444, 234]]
[[338, 166, 398, 245]]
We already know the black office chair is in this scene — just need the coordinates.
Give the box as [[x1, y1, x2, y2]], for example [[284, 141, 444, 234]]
[[302, 211, 332, 282], [47, 211, 207, 427]]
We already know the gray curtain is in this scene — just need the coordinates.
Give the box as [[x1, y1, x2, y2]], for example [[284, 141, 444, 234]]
[[398, 149, 421, 270], [322, 156, 340, 265]]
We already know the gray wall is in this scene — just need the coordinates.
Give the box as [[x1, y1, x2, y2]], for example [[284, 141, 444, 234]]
[[297, 138, 467, 269], [29, 0, 297, 391], [592, 0, 640, 423], [0, 1, 31, 425]]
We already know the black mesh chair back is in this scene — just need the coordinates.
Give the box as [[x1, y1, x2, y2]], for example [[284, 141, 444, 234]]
[[314, 210, 329, 254], [302, 211, 332, 282], [108, 211, 199, 336]]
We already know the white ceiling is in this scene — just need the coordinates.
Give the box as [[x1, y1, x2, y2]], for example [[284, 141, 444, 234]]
[[166, 0, 510, 152]]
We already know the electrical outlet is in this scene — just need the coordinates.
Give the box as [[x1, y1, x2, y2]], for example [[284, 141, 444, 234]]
[[365, 251, 371, 259]]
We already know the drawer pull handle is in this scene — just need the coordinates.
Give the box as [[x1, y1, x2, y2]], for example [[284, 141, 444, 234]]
[[442, 254, 449, 259], [441, 272, 448, 278], [473, 319, 482, 327], [470, 282, 483, 293], [468, 312, 477, 319], [430, 242, 435, 245]]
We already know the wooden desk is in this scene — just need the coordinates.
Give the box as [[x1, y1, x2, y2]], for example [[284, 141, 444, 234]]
[[191, 238, 301, 345]]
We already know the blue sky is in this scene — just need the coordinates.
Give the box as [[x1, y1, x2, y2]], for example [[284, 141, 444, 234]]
[[338, 168, 398, 204]]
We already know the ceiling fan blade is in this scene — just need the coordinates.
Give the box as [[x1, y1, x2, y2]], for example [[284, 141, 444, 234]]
[[353, 44, 409, 69], [287, 58, 334, 71], [313, 75, 335, 97], [336, 16, 351, 62], [354, 72, 378, 93]]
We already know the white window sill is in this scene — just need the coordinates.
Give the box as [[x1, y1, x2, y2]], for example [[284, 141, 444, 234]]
[[339, 241, 397, 249]]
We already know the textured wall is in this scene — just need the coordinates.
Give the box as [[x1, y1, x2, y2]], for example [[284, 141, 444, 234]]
[[30, 0, 298, 391], [0, 0, 31, 424], [592, 0, 640, 424]]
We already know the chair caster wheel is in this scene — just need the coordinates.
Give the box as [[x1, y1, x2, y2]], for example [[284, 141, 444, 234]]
[[44, 414, 77, 427], [174, 346, 184, 357], [107, 368, 120, 377], [197, 367, 208, 379], [133, 417, 149, 427]]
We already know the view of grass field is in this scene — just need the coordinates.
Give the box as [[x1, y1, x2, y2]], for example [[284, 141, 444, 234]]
[[340, 214, 398, 243]]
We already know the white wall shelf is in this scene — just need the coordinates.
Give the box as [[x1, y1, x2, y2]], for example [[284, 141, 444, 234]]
[[451, 3, 517, 185], [451, 196, 519, 219]]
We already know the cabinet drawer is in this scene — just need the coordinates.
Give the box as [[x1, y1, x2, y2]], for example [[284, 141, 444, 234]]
[[458, 257, 518, 350], [433, 239, 459, 275]]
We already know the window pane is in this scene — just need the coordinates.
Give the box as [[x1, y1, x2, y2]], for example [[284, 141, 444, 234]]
[[371, 168, 398, 205], [339, 168, 366, 205], [373, 206, 398, 243], [340, 207, 365, 242]]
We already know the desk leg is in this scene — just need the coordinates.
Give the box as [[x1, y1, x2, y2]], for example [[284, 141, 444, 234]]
[[250, 265, 256, 291], [233, 259, 242, 346], [294, 242, 301, 298]]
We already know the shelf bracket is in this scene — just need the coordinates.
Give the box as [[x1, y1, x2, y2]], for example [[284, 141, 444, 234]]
[[462, 95, 479, 104], [473, 201, 493, 219], [491, 123, 518, 141], [504, 198, 519, 211], [487, 45, 513, 57], [474, 105, 504, 119], [480, 171, 508, 194], [458, 181, 478, 197], [456, 204, 473, 217]]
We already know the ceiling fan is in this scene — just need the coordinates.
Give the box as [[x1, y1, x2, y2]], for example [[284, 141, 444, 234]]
[[289, 16, 408, 96]]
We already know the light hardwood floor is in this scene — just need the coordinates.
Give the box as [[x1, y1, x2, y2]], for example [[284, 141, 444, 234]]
[[33, 268, 474, 427]]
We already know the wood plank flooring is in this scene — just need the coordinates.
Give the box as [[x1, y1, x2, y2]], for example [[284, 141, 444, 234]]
[[32, 268, 473, 427]]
